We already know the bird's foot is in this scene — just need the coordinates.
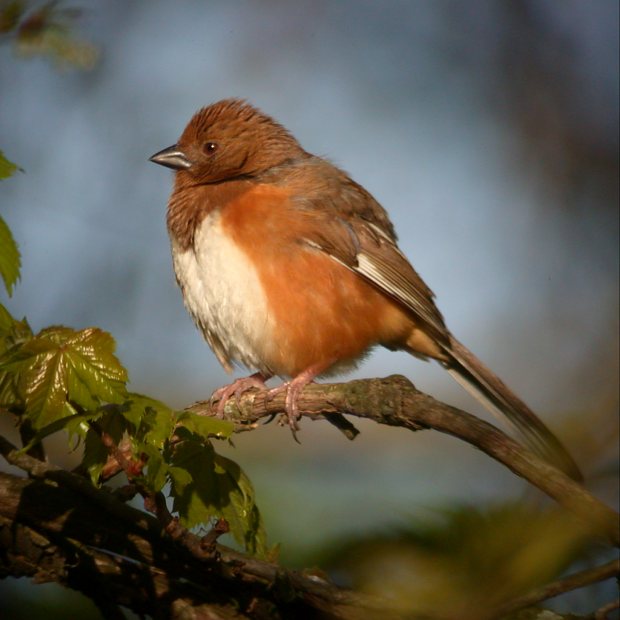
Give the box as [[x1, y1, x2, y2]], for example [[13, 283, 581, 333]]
[[267, 364, 327, 441], [211, 372, 271, 417]]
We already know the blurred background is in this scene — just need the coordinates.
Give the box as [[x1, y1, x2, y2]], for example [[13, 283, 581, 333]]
[[1, 1, 618, 617]]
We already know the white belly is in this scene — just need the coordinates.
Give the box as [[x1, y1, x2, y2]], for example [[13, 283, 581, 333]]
[[170, 212, 275, 373]]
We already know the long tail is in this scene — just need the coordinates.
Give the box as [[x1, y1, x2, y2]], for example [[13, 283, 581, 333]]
[[439, 336, 582, 481]]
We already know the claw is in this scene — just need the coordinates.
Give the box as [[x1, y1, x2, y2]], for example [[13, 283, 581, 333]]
[[267, 361, 332, 440], [211, 372, 271, 417]]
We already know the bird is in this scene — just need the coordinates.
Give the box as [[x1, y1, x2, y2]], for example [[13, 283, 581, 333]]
[[150, 98, 581, 480]]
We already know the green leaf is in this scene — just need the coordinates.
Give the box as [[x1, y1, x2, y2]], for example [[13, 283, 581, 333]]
[[169, 440, 217, 526], [214, 454, 267, 556], [0, 363, 20, 408], [176, 410, 234, 440], [141, 444, 169, 493], [0, 215, 21, 296], [118, 393, 167, 429], [83, 426, 109, 485], [169, 439, 267, 556], [82, 409, 131, 485], [0, 326, 128, 429], [133, 395, 177, 448], [60, 327, 128, 402], [0, 304, 14, 334], [0, 150, 20, 180], [0, 304, 32, 360]]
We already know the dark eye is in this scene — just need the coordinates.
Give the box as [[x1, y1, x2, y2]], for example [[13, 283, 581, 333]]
[[203, 141, 218, 155]]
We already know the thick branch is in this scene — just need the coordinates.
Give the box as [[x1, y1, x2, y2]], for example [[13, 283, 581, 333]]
[[190, 375, 619, 545], [0, 457, 402, 619]]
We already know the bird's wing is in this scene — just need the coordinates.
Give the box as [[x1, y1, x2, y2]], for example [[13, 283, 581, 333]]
[[289, 169, 449, 345]]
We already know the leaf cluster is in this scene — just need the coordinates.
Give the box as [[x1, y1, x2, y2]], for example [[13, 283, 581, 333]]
[[0, 161, 266, 555]]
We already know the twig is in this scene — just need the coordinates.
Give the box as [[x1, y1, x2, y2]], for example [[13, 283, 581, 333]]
[[496, 558, 620, 615], [97, 427, 146, 479]]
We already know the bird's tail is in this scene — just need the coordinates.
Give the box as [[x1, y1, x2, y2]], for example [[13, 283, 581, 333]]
[[439, 336, 582, 481]]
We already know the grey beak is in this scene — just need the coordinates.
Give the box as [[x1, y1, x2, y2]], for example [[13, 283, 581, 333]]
[[149, 145, 192, 170]]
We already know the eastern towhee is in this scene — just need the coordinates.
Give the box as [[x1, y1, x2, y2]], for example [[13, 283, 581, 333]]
[[150, 98, 581, 480]]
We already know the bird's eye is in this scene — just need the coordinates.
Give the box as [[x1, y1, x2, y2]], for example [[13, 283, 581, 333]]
[[203, 142, 218, 155]]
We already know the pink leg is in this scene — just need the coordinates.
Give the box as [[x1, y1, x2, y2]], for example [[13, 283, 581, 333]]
[[211, 372, 272, 417], [268, 362, 331, 437]]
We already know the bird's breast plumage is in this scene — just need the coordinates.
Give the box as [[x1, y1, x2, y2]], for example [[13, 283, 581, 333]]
[[170, 210, 276, 374]]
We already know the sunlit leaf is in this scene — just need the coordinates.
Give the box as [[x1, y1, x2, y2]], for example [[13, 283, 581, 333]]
[[121, 393, 173, 430], [0, 215, 21, 296], [0, 326, 128, 428], [135, 397, 177, 448], [0, 363, 20, 408]]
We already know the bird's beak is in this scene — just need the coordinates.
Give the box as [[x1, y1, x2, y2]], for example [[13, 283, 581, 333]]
[[149, 145, 193, 171]]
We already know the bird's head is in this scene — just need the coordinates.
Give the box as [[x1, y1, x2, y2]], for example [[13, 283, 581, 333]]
[[150, 99, 305, 184]]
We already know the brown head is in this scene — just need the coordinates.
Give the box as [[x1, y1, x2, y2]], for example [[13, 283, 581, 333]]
[[150, 99, 307, 184]]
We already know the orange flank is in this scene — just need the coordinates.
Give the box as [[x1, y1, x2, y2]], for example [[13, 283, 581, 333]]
[[220, 184, 417, 376]]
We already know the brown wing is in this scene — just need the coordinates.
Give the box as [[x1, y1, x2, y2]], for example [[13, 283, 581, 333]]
[[283, 158, 449, 346]]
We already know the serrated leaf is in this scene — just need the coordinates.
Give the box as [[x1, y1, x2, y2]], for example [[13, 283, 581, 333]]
[[0, 326, 128, 429], [169, 440, 217, 526], [0, 304, 31, 400], [135, 396, 177, 448], [0, 214, 21, 296], [60, 327, 128, 402], [83, 427, 109, 485], [169, 439, 267, 555], [168, 464, 193, 494], [214, 454, 267, 556], [0, 304, 14, 334], [141, 444, 169, 493], [82, 410, 131, 485], [0, 305, 32, 353], [0, 150, 20, 180], [176, 410, 234, 439], [120, 393, 171, 429]]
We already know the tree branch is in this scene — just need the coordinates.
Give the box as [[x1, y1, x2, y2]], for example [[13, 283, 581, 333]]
[[191, 375, 620, 545], [0, 461, 403, 619]]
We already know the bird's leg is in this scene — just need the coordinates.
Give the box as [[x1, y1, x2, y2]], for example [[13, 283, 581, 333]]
[[267, 361, 332, 438], [211, 372, 272, 417]]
